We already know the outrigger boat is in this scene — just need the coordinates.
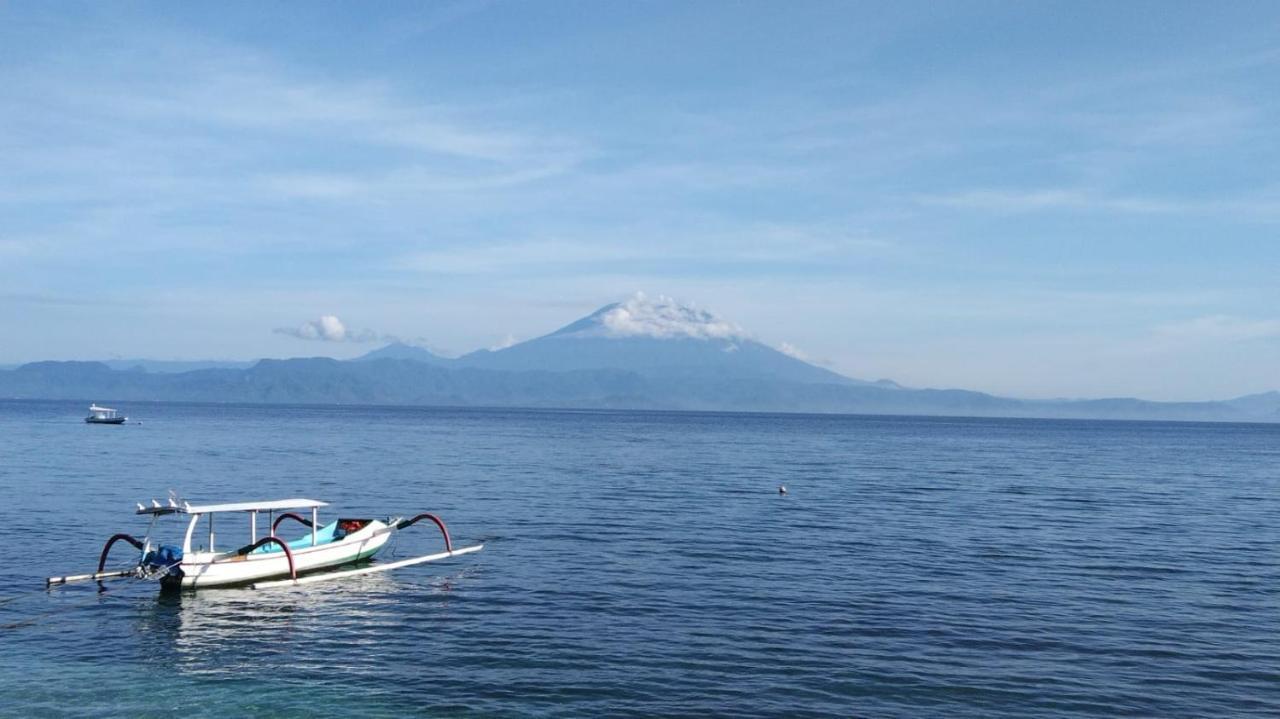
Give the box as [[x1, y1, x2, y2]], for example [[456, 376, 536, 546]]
[[46, 498, 482, 591]]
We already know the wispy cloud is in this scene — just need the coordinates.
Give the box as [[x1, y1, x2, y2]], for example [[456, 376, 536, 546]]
[[916, 188, 1183, 214], [256, 160, 576, 201], [1153, 315, 1280, 344], [388, 222, 897, 277], [776, 342, 809, 361], [0, 28, 587, 259], [918, 186, 1280, 221], [489, 333, 519, 351]]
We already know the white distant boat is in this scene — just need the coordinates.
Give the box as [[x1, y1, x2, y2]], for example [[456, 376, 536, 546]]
[[47, 497, 482, 590], [85, 404, 127, 424]]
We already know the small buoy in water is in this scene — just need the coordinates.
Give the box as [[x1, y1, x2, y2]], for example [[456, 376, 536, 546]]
[[778, 485, 787, 495]]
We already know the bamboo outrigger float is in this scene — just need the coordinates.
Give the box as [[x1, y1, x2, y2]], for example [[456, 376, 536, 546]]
[[47, 497, 482, 591]]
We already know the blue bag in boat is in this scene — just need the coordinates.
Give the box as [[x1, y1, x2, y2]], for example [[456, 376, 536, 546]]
[[143, 544, 184, 571]]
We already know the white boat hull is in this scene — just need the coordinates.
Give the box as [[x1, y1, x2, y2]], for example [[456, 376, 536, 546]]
[[175, 521, 392, 588]]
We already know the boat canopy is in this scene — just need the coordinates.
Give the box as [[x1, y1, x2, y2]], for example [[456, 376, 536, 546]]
[[135, 498, 328, 515]]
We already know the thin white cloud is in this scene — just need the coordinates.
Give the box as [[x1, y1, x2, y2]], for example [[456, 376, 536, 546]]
[[1153, 315, 1280, 343], [489, 333, 519, 351], [920, 185, 1280, 221], [392, 239, 643, 274], [0, 29, 586, 231], [257, 160, 576, 201], [917, 188, 1183, 214], [387, 222, 897, 277], [776, 342, 810, 361]]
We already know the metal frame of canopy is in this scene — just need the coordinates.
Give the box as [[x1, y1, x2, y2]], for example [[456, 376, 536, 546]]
[[136, 498, 330, 554]]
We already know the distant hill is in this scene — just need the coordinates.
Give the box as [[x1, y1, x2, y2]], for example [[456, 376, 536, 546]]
[[1223, 391, 1280, 416], [100, 359, 256, 373], [352, 342, 450, 365], [1, 295, 1277, 422], [0, 359, 254, 373], [0, 358, 648, 407]]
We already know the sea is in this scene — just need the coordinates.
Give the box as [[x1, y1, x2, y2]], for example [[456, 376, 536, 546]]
[[0, 400, 1276, 718]]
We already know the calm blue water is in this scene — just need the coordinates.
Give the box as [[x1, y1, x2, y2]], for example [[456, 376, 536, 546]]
[[1, 400, 1277, 717]]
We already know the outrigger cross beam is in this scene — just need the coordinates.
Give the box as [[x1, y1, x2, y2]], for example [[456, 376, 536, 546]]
[[46, 498, 483, 591]]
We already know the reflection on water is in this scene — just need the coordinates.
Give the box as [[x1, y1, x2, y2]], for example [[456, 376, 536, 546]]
[[130, 568, 470, 680]]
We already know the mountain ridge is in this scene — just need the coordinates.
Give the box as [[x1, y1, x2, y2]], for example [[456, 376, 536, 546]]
[[3, 356, 1277, 423], [2, 296, 1277, 422]]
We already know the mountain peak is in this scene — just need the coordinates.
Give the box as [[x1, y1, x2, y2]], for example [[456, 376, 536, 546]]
[[551, 293, 747, 342], [353, 341, 447, 364]]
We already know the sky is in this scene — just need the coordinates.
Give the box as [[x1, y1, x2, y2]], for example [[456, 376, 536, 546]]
[[1, 1, 1278, 401]]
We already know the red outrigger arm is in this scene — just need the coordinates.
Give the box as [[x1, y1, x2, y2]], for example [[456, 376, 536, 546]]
[[97, 533, 144, 574], [236, 536, 297, 580], [396, 513, 452, 552]]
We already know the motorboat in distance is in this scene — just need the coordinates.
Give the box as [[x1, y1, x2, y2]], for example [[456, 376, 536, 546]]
[[85, 404, 127, 424]]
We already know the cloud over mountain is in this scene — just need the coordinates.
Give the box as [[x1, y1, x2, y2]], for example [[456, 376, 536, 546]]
[[776, 342, 809, 361], [555, 292, 747, 341]]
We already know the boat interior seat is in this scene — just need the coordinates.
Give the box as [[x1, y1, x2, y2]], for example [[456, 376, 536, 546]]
[[252, 521, 339, 553]]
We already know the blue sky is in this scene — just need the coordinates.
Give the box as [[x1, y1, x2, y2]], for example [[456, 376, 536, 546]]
[[1, 1, 1278, 400]]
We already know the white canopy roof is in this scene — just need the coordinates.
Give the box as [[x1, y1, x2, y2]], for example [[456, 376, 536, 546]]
[[135, 498, 328, 515]]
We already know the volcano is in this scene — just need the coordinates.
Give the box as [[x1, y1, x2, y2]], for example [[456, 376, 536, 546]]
[[454, 293, 867, 386]]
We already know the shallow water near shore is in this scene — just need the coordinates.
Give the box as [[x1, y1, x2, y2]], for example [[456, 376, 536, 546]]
[[1, 400, 1277, 717]]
